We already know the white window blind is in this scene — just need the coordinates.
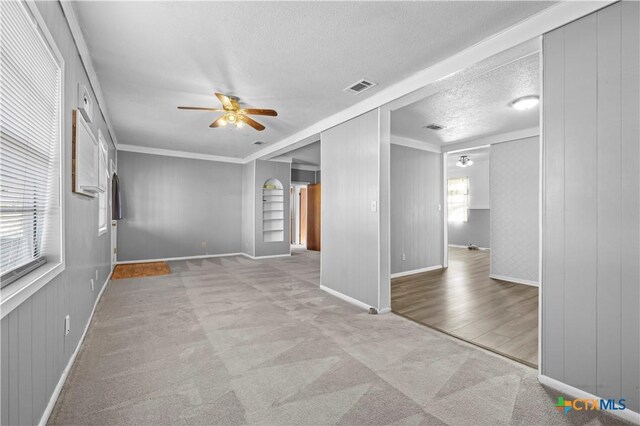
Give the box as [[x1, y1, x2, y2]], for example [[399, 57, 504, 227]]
[[0, 1, 61, 286], [448, 177, 469, 223]]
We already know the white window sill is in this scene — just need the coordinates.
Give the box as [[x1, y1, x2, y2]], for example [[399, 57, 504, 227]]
[[0, 262, 64, 319]]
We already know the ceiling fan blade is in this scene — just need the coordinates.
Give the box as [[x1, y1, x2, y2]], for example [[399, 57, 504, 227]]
[[239, 115, 265, 131], [230, 98, 241, 110], [209, 115, 227, 128], [178, 106, 224, 111], [215, 93, 234, 110], [243, 109, 278, 117]]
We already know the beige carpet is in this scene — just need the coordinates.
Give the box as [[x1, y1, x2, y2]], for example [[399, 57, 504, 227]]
[[50, 249, 627, 425]]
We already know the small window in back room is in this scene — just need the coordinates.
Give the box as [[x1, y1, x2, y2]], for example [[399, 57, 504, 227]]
[[0, 1, 63, 287], [448, 177, 469, 223]]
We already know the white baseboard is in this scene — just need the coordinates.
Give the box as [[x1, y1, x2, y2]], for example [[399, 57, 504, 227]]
[[39, 268, 113, 426], [391, 264, 443, 278], [320, 285, 373, 312], [538, 374, 640, 425], [116, 252, 243, 264], [448, 244, 490, 251], [242, 253, 291, 260], [378, 307, 392, 314], [490, 274, 539, 287]]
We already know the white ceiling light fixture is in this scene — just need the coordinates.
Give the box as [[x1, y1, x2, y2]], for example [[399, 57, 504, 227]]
[[510, 95, 539, 111], [456, 155, 473, 168]]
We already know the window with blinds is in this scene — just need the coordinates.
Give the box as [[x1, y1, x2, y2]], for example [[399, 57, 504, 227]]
[[0, 1, 62, 287]]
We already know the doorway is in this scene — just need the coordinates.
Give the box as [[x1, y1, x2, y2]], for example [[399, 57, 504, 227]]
[[389, 41, 541, 368]]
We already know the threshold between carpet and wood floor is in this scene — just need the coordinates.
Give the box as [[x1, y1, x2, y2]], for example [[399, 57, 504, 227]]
[[392, 247, 539, 368], [49, 249, 623, 425]]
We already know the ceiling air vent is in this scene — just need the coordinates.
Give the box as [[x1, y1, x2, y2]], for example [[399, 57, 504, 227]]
[[424, 123, 446, 131], [343, 79, 377, 94], [253, 141, 265, 145]]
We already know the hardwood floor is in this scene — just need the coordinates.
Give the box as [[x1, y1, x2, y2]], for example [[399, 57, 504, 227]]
[[391, 247, 538, 367]]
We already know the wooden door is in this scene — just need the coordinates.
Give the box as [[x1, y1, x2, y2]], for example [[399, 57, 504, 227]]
[[300, 187, 307, 246], [306, 184, 321, 251]]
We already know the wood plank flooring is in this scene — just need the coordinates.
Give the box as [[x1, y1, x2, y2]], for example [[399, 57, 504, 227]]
[[391, 247, 538, 367]]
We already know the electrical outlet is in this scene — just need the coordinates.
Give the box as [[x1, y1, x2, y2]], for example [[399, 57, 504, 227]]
[[401, 254, 406, 261], [95, 269, 99, 282], [90, 278, 94, 292], [201, 241, 207, 248], [65, 315, 70, 336]]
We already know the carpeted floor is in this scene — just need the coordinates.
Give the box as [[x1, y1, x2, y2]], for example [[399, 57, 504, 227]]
[[112, 261, 172, 279], [49, 249, 627, 425]]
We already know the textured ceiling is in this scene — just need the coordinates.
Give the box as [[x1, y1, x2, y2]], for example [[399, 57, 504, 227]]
[[392, 53, 540, 144], [72, 1, 554, 159]]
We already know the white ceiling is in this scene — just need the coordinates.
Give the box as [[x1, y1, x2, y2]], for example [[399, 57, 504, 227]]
[[392, 53, 540, 145], [72, 1, 555, 159]]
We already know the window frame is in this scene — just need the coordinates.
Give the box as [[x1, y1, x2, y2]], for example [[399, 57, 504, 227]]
[[0, 0, 66, 318], [447, 176, 469, 223], [98, 130, 108, 236]]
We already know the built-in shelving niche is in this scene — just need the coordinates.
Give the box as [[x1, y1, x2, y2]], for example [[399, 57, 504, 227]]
[[262, 178, 284, 242]]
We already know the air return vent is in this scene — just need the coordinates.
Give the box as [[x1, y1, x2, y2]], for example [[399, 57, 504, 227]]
[[253, 141, 265, 145], [423, 123, 446, 131], [343, 79, 377, 94]]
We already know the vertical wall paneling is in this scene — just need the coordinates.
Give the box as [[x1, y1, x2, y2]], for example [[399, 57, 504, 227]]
[[321, 110, 382, 309], [31, 289, 47, 421], [1, 320, 9, 426], [542, 28, 566, 380], [0, 2, 118, 424], [390, 145, 443, 275], [17, 303, 33, 425], [116, 151, 243, 261], [542, 1, 640, 411], [620, 0, 640, 410], [242, 161, 256, 257], [563, 13, 598, 393], [595, 3, 622, 402]]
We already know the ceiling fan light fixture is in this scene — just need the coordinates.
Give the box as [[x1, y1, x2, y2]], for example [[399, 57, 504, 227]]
[[510, 95, 539, 111]]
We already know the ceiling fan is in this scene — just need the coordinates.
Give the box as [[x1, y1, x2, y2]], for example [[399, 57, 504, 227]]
[[178, 93, 277, 131]]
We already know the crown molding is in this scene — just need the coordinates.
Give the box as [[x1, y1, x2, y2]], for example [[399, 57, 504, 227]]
[[118, 144, 244, 164], [59, 1, 119, 149], [443, 127, 539, 153], [291, 164, 320, 172], [391, 135, 442, 154], [244, 0, 613, 163]]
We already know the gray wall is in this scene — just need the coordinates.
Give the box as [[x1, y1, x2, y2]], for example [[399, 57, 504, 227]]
[[490, 137, 539, 283], [117, 151, 243, 261], [390, 145, 443, 274], [241, 161, 255, 256], [543, 1, 639, 411], [322, 110, 389, 309], [254, 160, 291, 257], [448, 209, 490, 248], [1, 2, 116, 424], [291, 168, 316, 184]]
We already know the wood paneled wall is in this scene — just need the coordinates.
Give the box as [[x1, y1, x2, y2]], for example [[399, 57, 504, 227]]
[[542, 1, 639, 411]]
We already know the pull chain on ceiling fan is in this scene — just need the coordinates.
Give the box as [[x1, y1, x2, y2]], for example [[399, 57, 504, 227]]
[[178, 93, 277, 131]]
